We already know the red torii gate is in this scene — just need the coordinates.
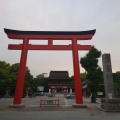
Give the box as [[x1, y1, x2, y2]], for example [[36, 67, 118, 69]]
[[4, 28, 96, 106]]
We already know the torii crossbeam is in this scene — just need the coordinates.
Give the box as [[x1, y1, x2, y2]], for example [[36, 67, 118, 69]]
[[4, 28, 96, 106]]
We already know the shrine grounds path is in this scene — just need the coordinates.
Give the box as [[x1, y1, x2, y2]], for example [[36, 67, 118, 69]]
[[0, 93, 120, 120]]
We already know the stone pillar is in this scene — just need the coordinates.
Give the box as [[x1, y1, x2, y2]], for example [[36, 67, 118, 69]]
[[102, 54, 115, 98], [49, 89, 51, 95], [70, 89, 72, 94], [25, 88, 29, 98], [67, 89, 68, 93]]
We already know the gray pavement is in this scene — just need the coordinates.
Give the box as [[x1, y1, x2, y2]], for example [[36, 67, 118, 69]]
[[0, 93, 101, 111], [0, 93, 120, 120]]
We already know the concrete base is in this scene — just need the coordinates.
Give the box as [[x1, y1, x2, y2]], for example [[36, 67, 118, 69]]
[[9, 103, 25, 108], [72, 103, 87, 108], [100, 98, 120, 112]]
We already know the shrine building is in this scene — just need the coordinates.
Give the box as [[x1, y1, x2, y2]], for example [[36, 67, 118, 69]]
[[45, 71, 73, 93]]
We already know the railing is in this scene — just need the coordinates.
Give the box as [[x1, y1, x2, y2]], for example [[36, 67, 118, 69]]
[[40, 99, 59, 107]]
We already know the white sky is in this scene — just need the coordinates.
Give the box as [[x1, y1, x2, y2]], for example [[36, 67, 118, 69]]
[[0, 0, 120, 77]]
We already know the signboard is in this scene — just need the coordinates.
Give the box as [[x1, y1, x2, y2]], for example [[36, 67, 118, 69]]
[[97, 92, 103, 95], [37, 86, 44, 91]]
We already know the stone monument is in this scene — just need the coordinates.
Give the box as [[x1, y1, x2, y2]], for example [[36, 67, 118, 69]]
[[102, 54, 115, 98], [101, 54, 120, 111]]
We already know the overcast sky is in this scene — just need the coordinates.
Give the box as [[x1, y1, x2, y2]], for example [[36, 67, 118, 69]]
[[0, 0, 120, 77]]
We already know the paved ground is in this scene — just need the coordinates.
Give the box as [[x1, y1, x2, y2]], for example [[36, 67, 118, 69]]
[[0, 93, 101, 111], [0, 93, 120, 120]]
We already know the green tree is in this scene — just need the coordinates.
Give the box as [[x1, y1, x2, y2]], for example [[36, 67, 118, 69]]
[[80, 46, 103, 103], [70, 72, 87, 89], [0, 61, 10, 79], [113, 71, 120, 97], [0, 61, 34, 97], [81, 72, 87, 81], [70, 76, 74, 88], [9, 63, 19, 95], [0, 61, 11, 96], [10, 63, 33, 96], [24, 67, 33, 88], [23, 67, 34, 97], [33, 73, 48, 91]]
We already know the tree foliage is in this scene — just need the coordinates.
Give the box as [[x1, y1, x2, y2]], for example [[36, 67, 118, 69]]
[[0, 61, 11, 96], [113, 71, 120, 97], [80, 72, 87, 81], [33, 74, 48, 91], [80, 46, 103, 102], [0, 61, 34, 97]]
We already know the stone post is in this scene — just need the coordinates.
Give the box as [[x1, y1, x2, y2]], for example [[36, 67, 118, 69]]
[[70, 89, 72, 94], [49, 89, 51, 95], [102, 54, 115, 98], [100, 54, 120, 111], [25, 88, 29, 98]]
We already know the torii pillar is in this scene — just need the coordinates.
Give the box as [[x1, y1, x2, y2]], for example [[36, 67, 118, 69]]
[[4, 28, 96, 107]]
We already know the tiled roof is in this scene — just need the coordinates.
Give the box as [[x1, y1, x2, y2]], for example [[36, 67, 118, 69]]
[[46, 71, 71, 79]]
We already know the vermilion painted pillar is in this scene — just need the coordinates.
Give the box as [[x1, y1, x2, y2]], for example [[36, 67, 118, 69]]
[[72, 38, 83, 104], [13, 37, 29, 104]]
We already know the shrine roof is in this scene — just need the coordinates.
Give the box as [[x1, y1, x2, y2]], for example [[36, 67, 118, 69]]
[[4, 28, 96, 35], [46, 71, 72, 80]]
